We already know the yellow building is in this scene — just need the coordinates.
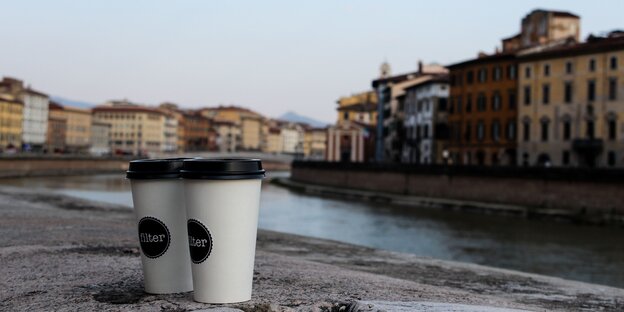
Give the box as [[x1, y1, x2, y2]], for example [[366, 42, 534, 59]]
[[92, 105, 167, 156], [265, 127, 283, 154], [303, 127, 327, 160], [336, 91, 377, 125], [48, 102, 92, 153], [518, 32, 624, 167], [200, 106, 263, 151], [0, 94, 23, 150]]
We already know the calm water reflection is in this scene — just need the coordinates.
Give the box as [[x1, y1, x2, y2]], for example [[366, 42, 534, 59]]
[[2, 173, 623, 288]]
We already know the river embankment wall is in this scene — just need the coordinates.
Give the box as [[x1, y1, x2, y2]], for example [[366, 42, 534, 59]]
[[291, 161, 624, 219], [0, 156, 290, 178]]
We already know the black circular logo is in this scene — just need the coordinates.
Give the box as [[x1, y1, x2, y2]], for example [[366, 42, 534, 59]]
[[137, 217, 170, 259], [187, 219, 213, 264]]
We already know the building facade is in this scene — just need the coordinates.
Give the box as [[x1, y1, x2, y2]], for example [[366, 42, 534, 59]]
[[517, 33, 624, 167], [326, 121, 366, 162], [303, 127, 327, 160], [92, 105, 167, 156], [0, 78, 49, 151], [336, 91, 377, 125], [447, 53, 518, 166], [90, 121, 111, 156], [372, 61, 448, 162], [0, 94, 23, 151], [403, 75, 450, 164], [502, 10, 580, 52], [241, 116, 263, 151], [214, 120, 239, 153], [48, 102, 92, 153], [183, 110, 212, 152]]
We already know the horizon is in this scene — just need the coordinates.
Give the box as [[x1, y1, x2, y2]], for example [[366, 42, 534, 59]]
[[1, 1, 623, 123]]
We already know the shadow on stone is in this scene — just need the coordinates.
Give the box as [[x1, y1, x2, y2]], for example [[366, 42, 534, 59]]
[[92, 280, 145, 304]]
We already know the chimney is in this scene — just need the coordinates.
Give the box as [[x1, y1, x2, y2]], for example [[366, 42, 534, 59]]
[[418, 60, 423, 73]]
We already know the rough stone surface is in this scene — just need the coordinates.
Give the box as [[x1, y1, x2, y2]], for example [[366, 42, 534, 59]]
[[0, 185, 623, 311]]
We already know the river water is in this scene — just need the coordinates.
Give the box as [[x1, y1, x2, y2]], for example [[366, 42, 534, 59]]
[[2, 173, 623, 289]]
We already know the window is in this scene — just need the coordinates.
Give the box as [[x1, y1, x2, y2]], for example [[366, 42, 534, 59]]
[[424, 125, 429, 139], [541, 119, 549, 142], [438, 98, 448, 111], [506, 120, 516, 140], [465, 122, 471, 141], [478, 68, 487, 83], [563, 120, 571, 141], [562, 151, 570, 165], [343, 112, 349, 120], [492, 120, 500, 142], [525, 66, 531, 78], [493, 66, 502, 81], [450, 74, 456, 86], [609, 78, 617, 100], [588, 80, 596, 101], [466, 71, 474, 84], [523, 85, 531, 105], [609, 119, 617, 140], [507, 64, 517, 79], [589, 58, 596, 72], [586, 120, 595, 139], [543, 64, 550, 76], [611, 56, 618, 70], [477, 93, 487, 111], [523, 120, 530, 142], [492, 92, 501, 111], [542, 84, 550, 104], [456, 96, 462, 113], [465, 94, 472, 112], [608, 151, 616, 167], [449, 97, 454, 114], [477, 121, 485, 141], [564, 81, 573, 103], [508, 90, 516, 109], [565, 61, 573, 74]]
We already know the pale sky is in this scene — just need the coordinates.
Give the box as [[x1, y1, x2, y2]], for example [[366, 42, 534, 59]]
[[1, 1, 622, 123]]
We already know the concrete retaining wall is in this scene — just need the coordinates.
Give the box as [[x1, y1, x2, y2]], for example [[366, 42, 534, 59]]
[[291, 162, 624, 214], [0, 156, 290, 178]]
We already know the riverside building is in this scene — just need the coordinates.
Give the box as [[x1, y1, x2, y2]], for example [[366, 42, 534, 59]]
[[0, 94, 23, 151], [0, 77, 49, 152], [402, 75, 450, 164], [92, 104, 168, 156], [48, 102, 92, 153], [517, 31, 624, 167]]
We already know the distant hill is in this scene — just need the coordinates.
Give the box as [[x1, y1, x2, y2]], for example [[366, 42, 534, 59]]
[[278, 111, 329, 128], [50, 96, 96, 109]]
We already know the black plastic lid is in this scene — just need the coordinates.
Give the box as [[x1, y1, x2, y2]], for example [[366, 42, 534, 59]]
[[181, 158, 265, 180], [126, 158, 190, 179]]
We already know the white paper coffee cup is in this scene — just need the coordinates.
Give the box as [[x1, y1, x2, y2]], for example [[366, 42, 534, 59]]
[[181, 158, 265, 303], [127, 158, 193, 294]]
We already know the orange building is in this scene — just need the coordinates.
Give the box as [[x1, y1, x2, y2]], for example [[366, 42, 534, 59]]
[[447, 53, 519, 165]]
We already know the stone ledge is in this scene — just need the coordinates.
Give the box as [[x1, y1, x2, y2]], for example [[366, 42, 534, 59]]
[[0, 185, 622, 311]]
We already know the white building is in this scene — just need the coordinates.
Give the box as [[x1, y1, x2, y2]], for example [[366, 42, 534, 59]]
[[162, 114, 178, 153], [281, 123, 304, 155], [403, 75, 449, 164], [22, 89, 50, 151], [89, 121, 111, 156]]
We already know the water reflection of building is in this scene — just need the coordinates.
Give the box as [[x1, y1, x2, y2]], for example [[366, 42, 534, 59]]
[[517, 31, 624, 167], [326, 121, 374, 162]]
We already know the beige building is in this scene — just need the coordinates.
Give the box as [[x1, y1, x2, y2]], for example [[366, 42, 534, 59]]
[[159, 103, 185, 152], [502, 10, 580, 52], [337, 91, 377, 126], [303, 127, 327, 160], [214, 120, 240, 152], [517, 32, 624, 167], [201, 106, 264, 151], [48, 102, 92, 153], [92, 104, 167, 156], [0, 94, 23, 150], [265, 127, 283, 154], [326, 121, 366, 162]]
